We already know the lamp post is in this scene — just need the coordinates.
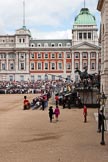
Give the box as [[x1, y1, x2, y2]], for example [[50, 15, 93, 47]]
[[100, 92, 107, 145]]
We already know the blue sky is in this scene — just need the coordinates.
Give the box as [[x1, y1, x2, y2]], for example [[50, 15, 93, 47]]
[[0, 0, 100, 39]]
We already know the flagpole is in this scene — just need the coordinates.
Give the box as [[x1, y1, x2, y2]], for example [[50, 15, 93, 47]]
[[84, 0, 85, 8], [23, 0, 25, 27]]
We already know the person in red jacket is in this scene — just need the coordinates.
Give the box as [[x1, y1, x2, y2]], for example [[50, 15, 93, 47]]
[[23, 96, 30, 110], [55, 94, 59, 105], [83, 105, 87, 123]]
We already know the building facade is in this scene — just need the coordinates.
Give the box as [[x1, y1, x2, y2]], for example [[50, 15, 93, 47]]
[[97, 0, 108, 94], [0, 8, 100, 82]]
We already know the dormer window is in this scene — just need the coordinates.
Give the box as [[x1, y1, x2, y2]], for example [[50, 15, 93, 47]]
[[44, 43, 48, 47], [58, 43, 62, 47], [37, 43, 41, 47], [66, 43, 71, 47], [31, 43, 35, 47], [51, 43, 55, 47]]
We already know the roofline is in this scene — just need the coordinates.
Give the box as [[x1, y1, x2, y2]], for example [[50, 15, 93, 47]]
[[30, 39, 72, 41], [0, 35, 15, 37]]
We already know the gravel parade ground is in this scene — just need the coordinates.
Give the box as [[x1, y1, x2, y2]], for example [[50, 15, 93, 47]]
[[0, 94, 108, 162]]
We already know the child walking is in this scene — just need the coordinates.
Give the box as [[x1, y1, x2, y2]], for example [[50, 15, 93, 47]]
[[48, 106, 54, 122], [54, 105, 60, 122]]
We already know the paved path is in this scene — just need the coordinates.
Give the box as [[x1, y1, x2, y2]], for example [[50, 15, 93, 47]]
[[0, 94, 108, 162]]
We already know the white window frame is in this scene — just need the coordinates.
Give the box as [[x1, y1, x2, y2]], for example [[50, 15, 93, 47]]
[[20, 75, 24, 81], [58, 53, 62, 58], [8, 53, 15, 59], [44, 53, 48, 59], [79, 32, 82, 39], [30, 62, 35, 70], [38, 53, 42, 58], [19, 53, 25, 59], [88, 32, 91, 39], [51, 62, 56, 70], [66, 43, 71, 47], [44, 62, 48, 70], [9, 75, 14, 81], [58, 62, 62, 70], [91, 52, 96, 58], [38, 75, 41, 80], [51, 53, 55, 58], [20, 62, 25, 70], [37, 62, 42, 70], [44, 43, 48, 47], [67, 53, 71, 58], [0, 53, 6, 59], [51, 43, 55, 47], [45, 74, 48, 80], [75, 53, 79, 59], [83, 62, 87, 69], [91, 62, 95, 70], [52, 75, 55, 80], [2, 63, 6, 70], [82, 52, 87, 58], [31, 75, 35, 82], [37, 43, 41, 47], [30, 53, 34, 59], [66, 63, 71, 70], [58, 43, 62, 47], [31, 43, 35, 47], [10, 63, 14, 70], [75, 62, 79, 69]]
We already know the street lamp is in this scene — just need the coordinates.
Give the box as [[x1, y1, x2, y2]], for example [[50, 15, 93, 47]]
[[100, 92, 107, 145]]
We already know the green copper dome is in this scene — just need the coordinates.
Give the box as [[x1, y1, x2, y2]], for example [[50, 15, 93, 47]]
[[74, 8, 96, 25]]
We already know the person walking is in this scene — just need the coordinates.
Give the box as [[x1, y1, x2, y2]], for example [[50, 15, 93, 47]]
[[48, 106, 54, 123], [55, 94, 59, 105], [54, 105, 60, 122], [98, 108, 105, 132], [83, 105, 87, 123]]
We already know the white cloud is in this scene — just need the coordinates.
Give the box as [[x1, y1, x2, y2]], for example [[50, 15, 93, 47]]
[[31, 29, 72, 39], [0, 0, 100, 39]]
